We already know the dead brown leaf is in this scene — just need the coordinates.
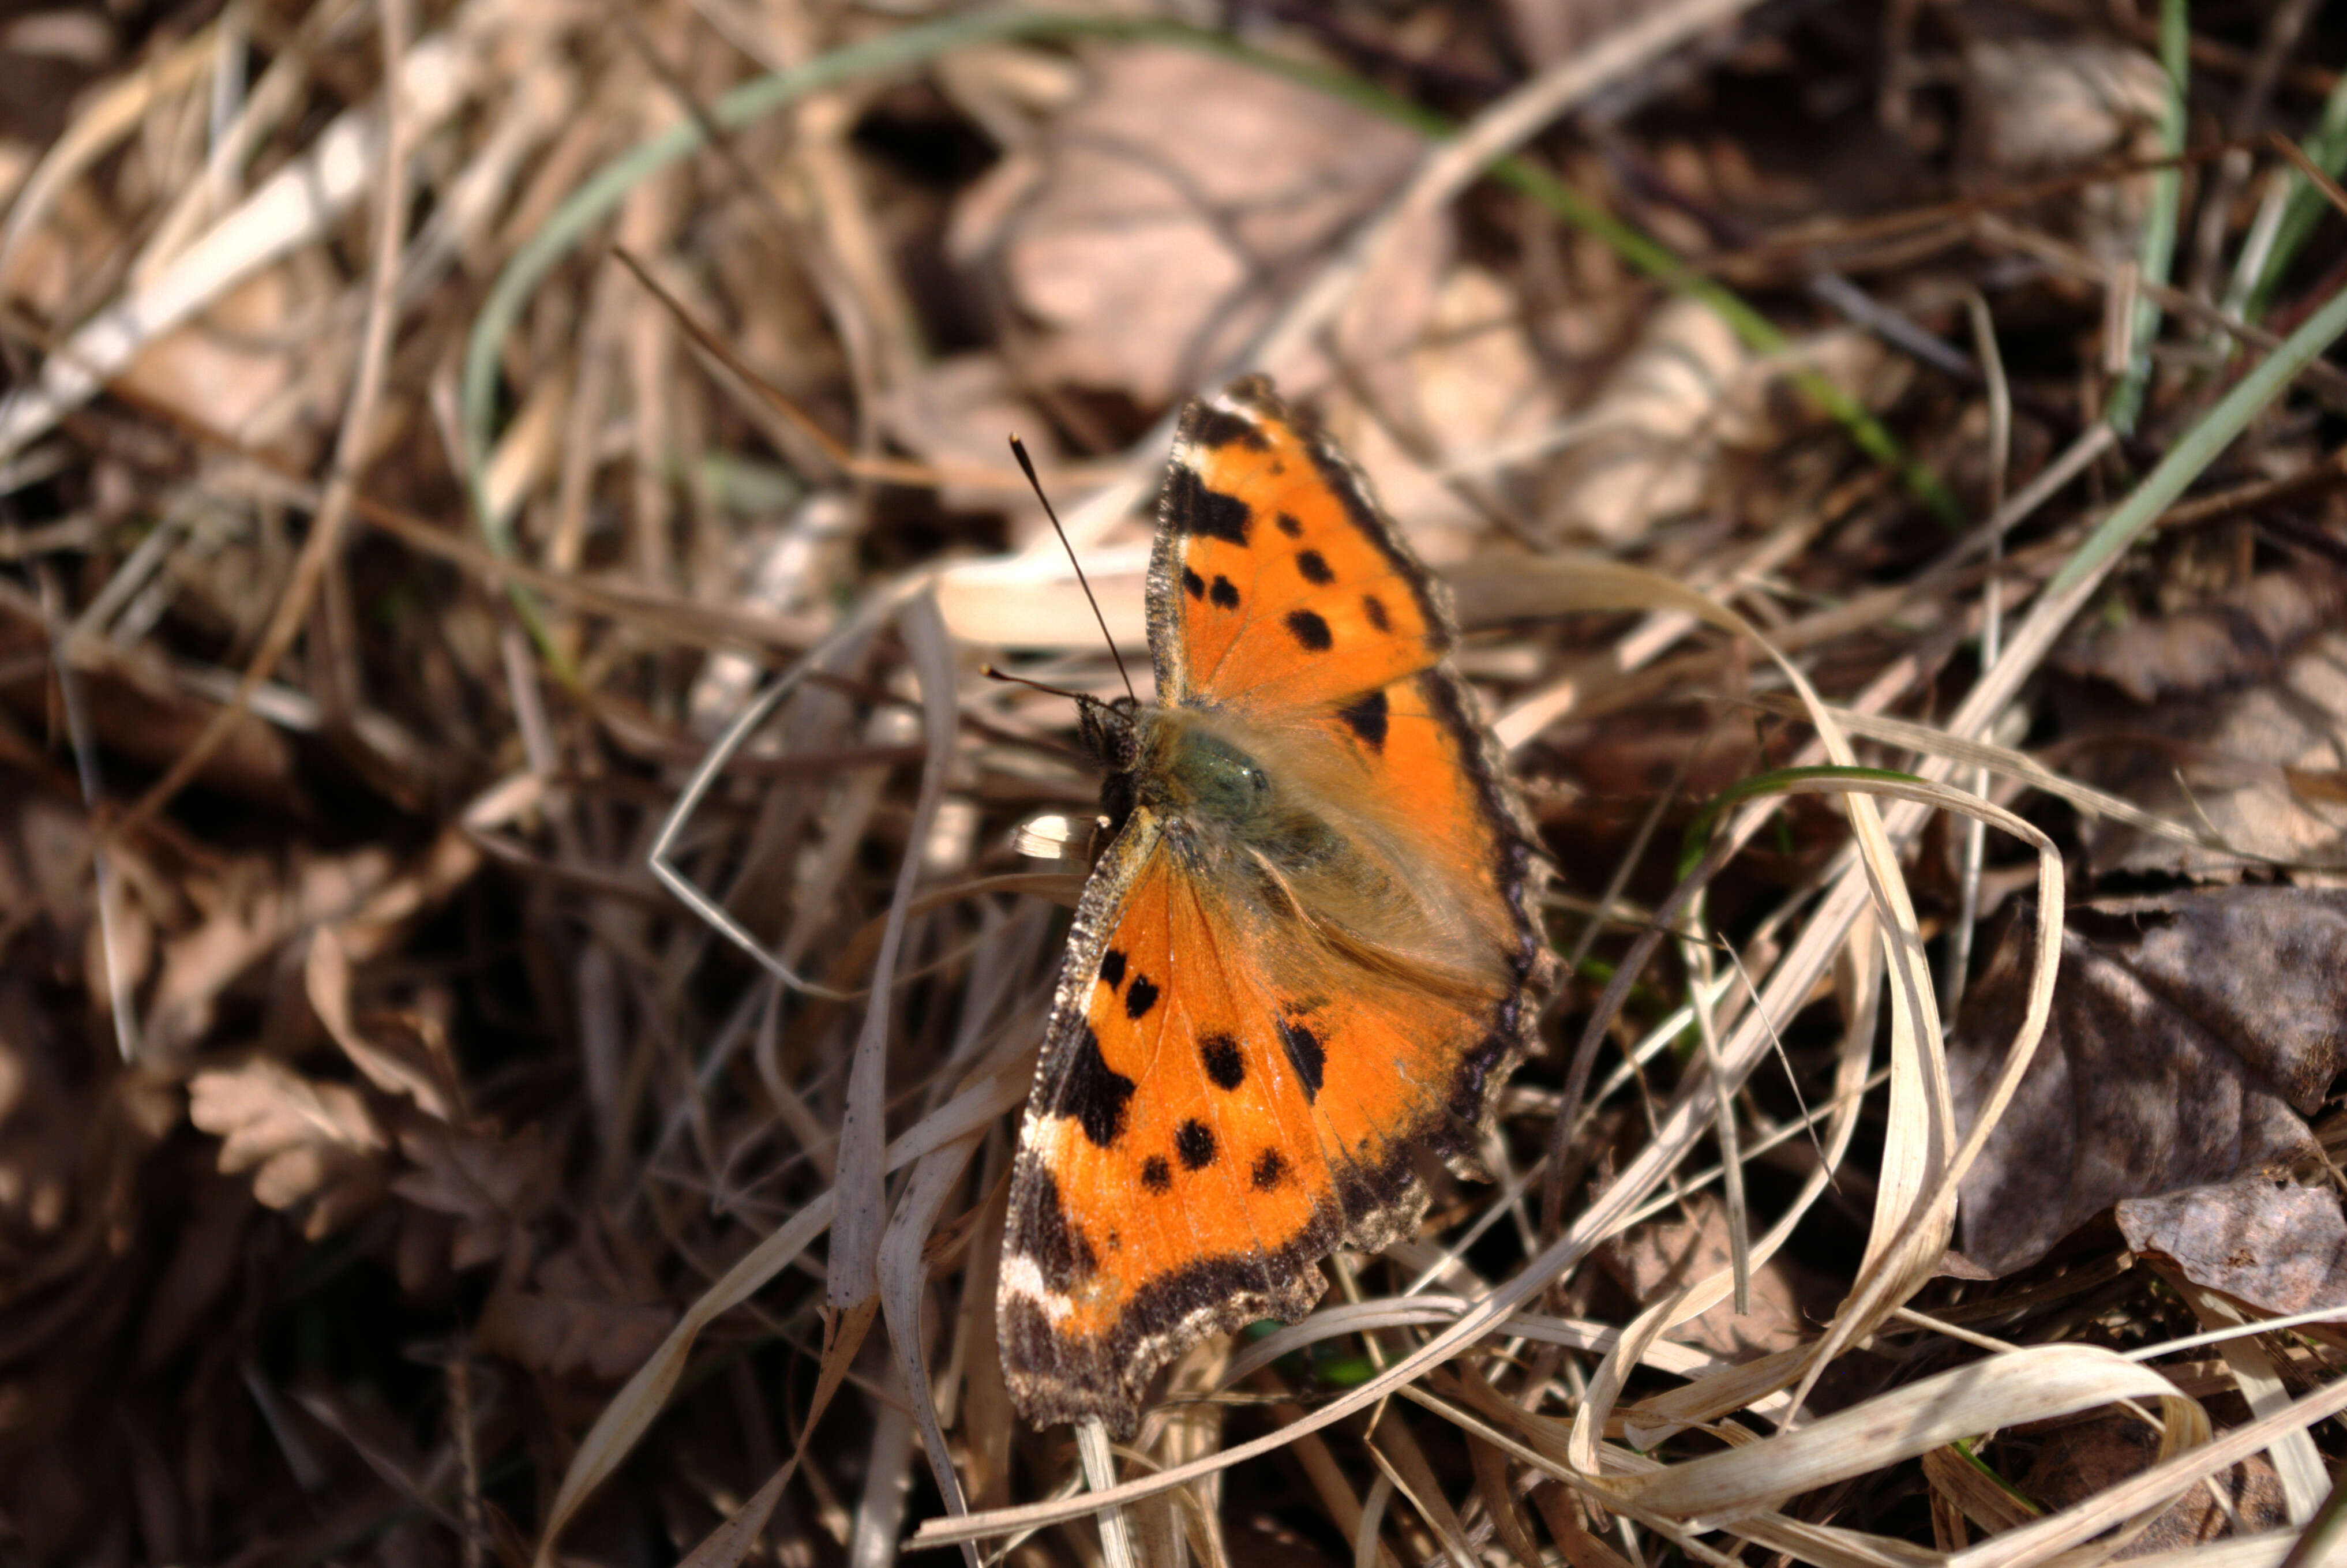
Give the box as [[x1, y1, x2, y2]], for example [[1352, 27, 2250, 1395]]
[[2056, 573, 2342, 704], [2117, 1176, 2347, 1318], [306, 925, 462, 1120], [948, 42, 1420, 405], [1597, 1191, 1831, 1360], [1959, 39, 2169, 262], [481, 1216, 673, 1381], [391, 1120, 557, 1269], [187, 1057, 389, 1238], [2019, 1413, 2287, 1556], [2054, 567, 2347, 876], [1952, 888, 2347, 1275]]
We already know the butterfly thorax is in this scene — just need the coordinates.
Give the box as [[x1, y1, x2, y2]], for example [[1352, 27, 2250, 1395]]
[[1100, 704, 1341, 870]]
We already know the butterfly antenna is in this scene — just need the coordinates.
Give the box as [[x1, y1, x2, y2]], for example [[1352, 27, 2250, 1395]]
[[1010, 434, 1137, 703], [980, 664, 1093, 704]]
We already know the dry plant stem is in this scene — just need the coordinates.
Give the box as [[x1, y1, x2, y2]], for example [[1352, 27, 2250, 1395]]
[[2185, 0, 2318, 305], [1956, 1376, 2347, 1568], [648, 587, 916, 1003], [110, 0, 415, 843], [1678, 921, 1750, 1316], [823, 596, 955, 1316], [1363, 1414, 1478, 1568], [1945, 292, 2011, 1037], [529, 1038, 1025, 1563], [447, 1349, 484, 1568], [1753, 696, 2327, 870], [1550, 637, 1916, 1208], [137, 7, 317, 288], [0, 21, 223, 310], [2171, 1281, 2328, 1524], [615, 247, 1039, 493], [2278, 1469, 2347, 1568], [1354, 1474, 1395, 1568], [877, 1125, 987, 1566], [0, 16, 474, 464], [36, 568, 141, 1061], [1569, 791, 1917, 1464], [1078, 1421, 1140, 1568], [1973, 212, 2347, 407]]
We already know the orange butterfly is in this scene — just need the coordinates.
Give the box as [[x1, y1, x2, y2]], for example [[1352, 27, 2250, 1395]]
[[1000, 376, 1553, 1436]]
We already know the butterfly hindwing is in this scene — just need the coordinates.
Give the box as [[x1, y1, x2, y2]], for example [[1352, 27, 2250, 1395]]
[[1000, 817, 1489, 1433], [1001, 820, 1339, 1431]]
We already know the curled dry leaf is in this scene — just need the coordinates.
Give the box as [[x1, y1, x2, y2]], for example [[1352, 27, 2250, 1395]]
[[1951, 888, 2347, 1276], [949, 43, 1419, 404], [391, 1120, 557, 1270], [306, 925, 462, 1120], [187, 1058, 389, 1239], [149, 844, 418, 1055], [2118, 1176, 2347, 1319]]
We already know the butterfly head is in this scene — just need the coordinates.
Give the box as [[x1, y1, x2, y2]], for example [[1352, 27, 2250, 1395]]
[[1073, 691, 1144, 839], [1074, 691, 1141, 772]]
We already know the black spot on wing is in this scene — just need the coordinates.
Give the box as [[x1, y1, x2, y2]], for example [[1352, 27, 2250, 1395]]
[[1182, 567, 1205, 601], [1165, 466, 1251, 546], [1175, 1119, 1217, 1169], [1023, 1164, 1098, 1291], [1285, 609, 1333, 651], [1275, 512, 1302, 538], [1362, 594, 1390, 632], [1125, 974, 1160, 1021], [1276, 1017, 1325, 1102], [1140, 1156, 1172, 1194], [1336, 689, 1389, 751], [1295, 549, 1333, 584], [1098, 948, 1126, 990], [1191, 407, 1268, 451], [1209, 575, 1240, 609], [1251, 1148, 1288, 1191], [1200, 1033, 1244, 1090], [1054, 1023, 1135, 1148]]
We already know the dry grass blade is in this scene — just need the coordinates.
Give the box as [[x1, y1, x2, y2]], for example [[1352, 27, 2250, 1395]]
[[829, 590, 959, 1311], [1627, 1345, 2187, 1518]]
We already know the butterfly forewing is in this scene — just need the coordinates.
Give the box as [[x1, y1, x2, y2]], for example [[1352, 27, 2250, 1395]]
[[1152, 384, 1451, 714]]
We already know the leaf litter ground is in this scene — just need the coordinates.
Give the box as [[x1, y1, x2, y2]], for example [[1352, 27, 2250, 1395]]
[[2, 1, 2346, 1564]]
